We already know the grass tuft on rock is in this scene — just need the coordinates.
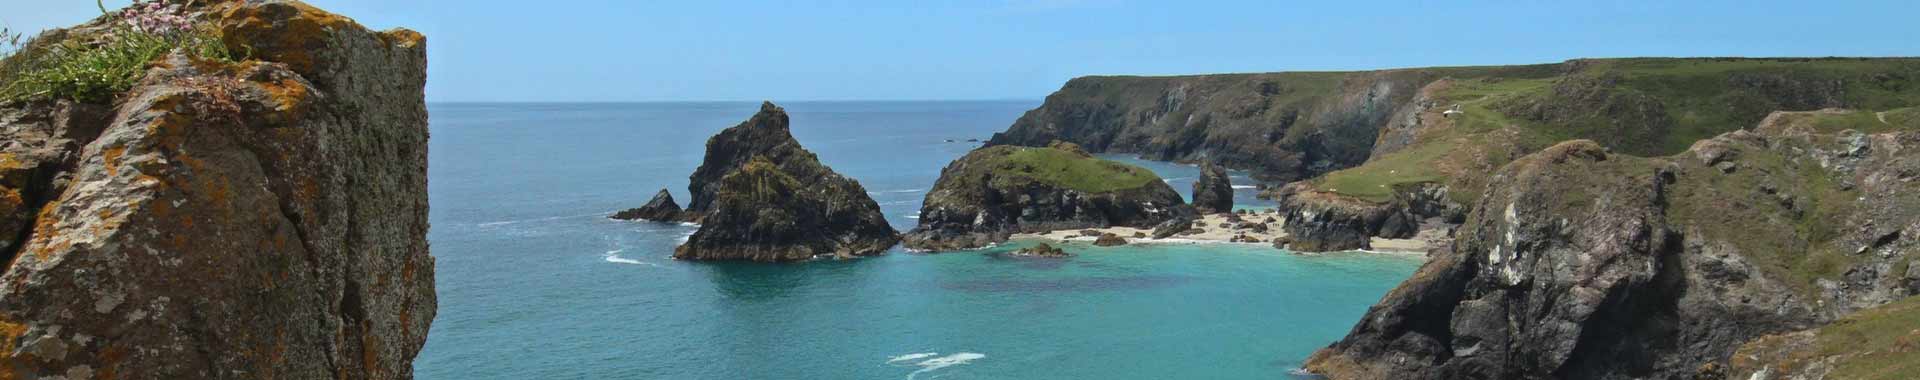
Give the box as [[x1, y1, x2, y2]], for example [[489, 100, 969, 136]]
[[995, 146, 1160, 193]]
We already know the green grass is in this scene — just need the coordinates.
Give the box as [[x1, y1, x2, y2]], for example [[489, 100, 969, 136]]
[[1311, 139, 1454, 203], [992, 146, 1161, 193], [0, 26, 231, 104], [1810, 296, 1920, 379]]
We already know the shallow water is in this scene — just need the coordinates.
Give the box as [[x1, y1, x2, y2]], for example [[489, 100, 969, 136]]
[[418, 101, 1421, 379]]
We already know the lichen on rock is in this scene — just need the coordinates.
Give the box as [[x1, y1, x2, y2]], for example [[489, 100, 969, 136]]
[[0, 1, 433, 378]]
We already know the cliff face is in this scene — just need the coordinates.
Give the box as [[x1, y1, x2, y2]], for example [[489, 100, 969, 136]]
[[1306, 123, 1920, 379], [1268, 183, 1419, 252], [903, 142, 1193, 250], [672, 103, 898, 261], [0, 1, 433, 378]]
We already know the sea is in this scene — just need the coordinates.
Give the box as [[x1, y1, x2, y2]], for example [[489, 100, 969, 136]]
[[416, 101, 1424, 379]]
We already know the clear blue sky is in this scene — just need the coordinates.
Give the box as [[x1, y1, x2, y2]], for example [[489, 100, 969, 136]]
[[5, 0, 1916, 102]]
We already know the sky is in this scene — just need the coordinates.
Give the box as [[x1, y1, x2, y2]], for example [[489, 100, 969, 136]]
[[3, 0, 1916, 102]]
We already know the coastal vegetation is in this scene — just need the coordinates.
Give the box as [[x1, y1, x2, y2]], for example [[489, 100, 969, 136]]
[[0, 0, 234, 103]]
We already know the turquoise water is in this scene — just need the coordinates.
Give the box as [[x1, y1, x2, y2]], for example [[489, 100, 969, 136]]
[[417, 102, 1422, 379]]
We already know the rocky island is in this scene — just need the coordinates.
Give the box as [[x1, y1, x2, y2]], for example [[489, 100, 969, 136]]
[[901, 141, 1194, 250], [0, 0, 434, 378], [668, 102, 899, 261]]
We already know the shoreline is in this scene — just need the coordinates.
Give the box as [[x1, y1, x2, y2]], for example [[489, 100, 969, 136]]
[[1011, 209, 1440, 255]]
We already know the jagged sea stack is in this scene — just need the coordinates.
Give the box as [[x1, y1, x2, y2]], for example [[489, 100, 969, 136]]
[[1191, 162, 1233, 214], [902, 141, 1194, 250], [672, 102, 898, 261], [0, 1, 434, 378]]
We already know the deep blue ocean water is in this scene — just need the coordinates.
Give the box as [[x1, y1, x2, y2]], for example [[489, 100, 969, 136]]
[[417, 101, 1422, 379]]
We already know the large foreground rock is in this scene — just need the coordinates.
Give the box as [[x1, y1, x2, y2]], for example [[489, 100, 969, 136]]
[[672, 103, 898, 261], [902, 142, 1193, 250], [1306, 128, 1920, 379], [0, 1, 434, 378]]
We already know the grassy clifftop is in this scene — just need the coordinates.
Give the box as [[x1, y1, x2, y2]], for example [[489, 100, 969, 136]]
[[993, 145, 1161, 193], [1304, 57, 1920, 205]]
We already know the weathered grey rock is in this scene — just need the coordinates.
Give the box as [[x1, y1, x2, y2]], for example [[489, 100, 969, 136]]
[[1268, 183, 1417, 252], [0, 1, 435, 378], [673, 103, 899, 261], [1151, 216, 1194, 239], [1093, 233, 1128, 247], [610, 189, 685, 222], [1191, 162, 1233, 213]]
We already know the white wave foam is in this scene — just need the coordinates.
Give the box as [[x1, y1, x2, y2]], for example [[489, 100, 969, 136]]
[[887, 352, 939, 363], [677, 222, 699, 227], [879, 200, 918, 206], [892, 352, 985, 380], [1160, 176, 1193, 183], [1230, 185, 1257, 189], [601, 249, 658, 267]]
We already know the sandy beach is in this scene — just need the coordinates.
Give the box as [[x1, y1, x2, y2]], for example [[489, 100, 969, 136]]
[[1014, 208, 1439, 254]]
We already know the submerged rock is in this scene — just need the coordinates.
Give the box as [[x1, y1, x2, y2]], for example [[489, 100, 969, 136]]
[[672, 103, 899, 262], [0, 1, 435, 377], [1093, 233, 1129, 246], [1008, 243, 1070, 258], [611, 188, 686, 222], [1191, 162, 1233, 214], [902, 141, 1194, 250]]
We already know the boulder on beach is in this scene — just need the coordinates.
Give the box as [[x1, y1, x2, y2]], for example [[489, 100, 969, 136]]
[[1191, 162, 1233, 213], [1094, 233, 1129, 246]]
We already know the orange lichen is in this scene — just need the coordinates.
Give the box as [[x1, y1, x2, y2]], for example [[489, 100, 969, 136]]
[[218, 0, 360, 75], [379, 29, 425, 49], [102, 146, 127, 174]]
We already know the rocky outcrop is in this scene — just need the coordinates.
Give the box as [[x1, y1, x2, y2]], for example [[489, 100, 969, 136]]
[[0, 1, 434, 378], [1267, 183, 1418, 252], [683, 102, 820, 218], [1093, 233, 1129, 246], [903, 142, 1193, 250], [610, 189, 686, 222], [672, 103, 898, 261], [1190, 162, 1232, 214], [1150, 215, 1195, 239], [1008, 243, 1070, 258], [1306, 123, 1920, 379]]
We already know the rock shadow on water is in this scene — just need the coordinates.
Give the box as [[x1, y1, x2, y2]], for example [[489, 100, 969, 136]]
[[940, 275, 1194, 293]]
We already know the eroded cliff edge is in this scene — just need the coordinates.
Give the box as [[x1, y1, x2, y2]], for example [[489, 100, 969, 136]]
[[0, 1, 434, 378], [1304, 122, 1919, 379]]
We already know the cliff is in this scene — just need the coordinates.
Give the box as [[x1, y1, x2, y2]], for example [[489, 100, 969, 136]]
[[672, 102, 898, 261], [0, 1, 433, 378], [1305, 118, 1920, 379], [902, 141, 1193, 250]]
